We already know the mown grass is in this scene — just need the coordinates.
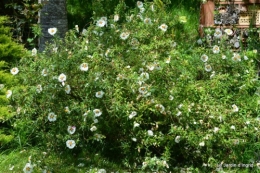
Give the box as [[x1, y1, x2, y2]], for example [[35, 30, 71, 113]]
[[0, 147, 131, 173]]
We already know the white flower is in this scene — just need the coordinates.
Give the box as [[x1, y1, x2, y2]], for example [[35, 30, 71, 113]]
[[41, 69, 48, 76], [129, 111, 137, 119], [65, 85, 71, 94], [134, 122, 140, 128], [32, 48, 37, 56], [9, 165, 14, 171], [140, 7, 145, 13], [155, 104, 165, 113], [95, 91, 104, 98], [224, 28, 233, 35], [114, 14, 119, 22], [147, 130, 153, 136], [36, 84, 42, 93], [159, 24, 168, 32], [205, 64, 212, 72], [132, 137, 137, 142], [93, 109, 102, 117], [165, 57, 171, 63], [105, 49, 110, 57], [144, 18, 152, 24], [232, 53, 241, 62], [199, 141, 205, 147], [232, 104, 239, 112], [234, 41, 240, 48], [116, 74, 124, 81], [213, 127, 219, 133], [151, 4, 155, 11], [90, 126, 97, 132], [175, 136, 181, 143], [81, 29, 87, 36], [130, 38, 139, 47], [222, 54, 226, 59], [10, 67, 19, 75], [176, 111, 182, 116], [53, 47, 58, 53], [138, 86, 147, 94], [171, 42, 177, 48], [244, 55, 248, 60], [48, 112, 57, 122], [66, 139, 76, 149], [97, 169, 107, 173], [65, 106, 71, 114], [75, 25, 79, 32], [96, 18, 107, 27], [0, 84, 4, 90], [137, 1, 143, 8], [80, 63, 88, 71], [58, 73, 66, 82], [120, 32, 130, 40], [94, 119, 99, 123], [197, 39, 203, 45], [140, 72, 149, 81], [201, 54, 208, 62], [67, 126, 76, 134], [48, 27, 57, 35], [23, 163, 33, 173], [212, 45, 220, 54], [146, 64, 155, 71], [6, 90, 12, 98], [231, 125, 236, 130], [214, 28, 222, 39]]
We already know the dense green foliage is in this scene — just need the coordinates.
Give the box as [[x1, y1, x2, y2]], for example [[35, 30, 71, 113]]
[[3, 1, 259, 172], [1, 0, 260, 172], [0, 16, 24, 149]]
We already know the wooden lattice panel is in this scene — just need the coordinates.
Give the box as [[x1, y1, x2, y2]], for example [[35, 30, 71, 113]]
[[239, 7, 260, 25]]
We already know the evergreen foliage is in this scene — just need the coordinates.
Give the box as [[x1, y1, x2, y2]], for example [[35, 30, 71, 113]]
[[0, 16, 24, 148]]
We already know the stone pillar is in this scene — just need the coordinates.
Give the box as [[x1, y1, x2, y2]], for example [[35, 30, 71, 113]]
[[39, 0, 68, 51]]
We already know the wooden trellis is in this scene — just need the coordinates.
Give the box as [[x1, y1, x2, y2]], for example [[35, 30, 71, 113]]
[[199, 0, 260, 36]]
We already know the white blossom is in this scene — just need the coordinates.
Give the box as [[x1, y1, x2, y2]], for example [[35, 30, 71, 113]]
[[120, 32, 130, 40], [67, 126, 76, 134], [95, 91, 104, 98], [48, 27, 57, 35], [147, 130, 153, 136], [199, 141, 205, 147], [93, 109, 102, 117], [232, 104, 239, 112], [48, 112, 57, 122], [23, 163, 33, 173], [175, 136, 181, 143], [10, 67, 19, 75], [32, 48, 37, 56], [159, 24, 168, 32], [6, 90, 12, 98], [66, 140, 76, 149], [90, 126, 97, 132], [129, 111, 137, 119], [80, 63, 89, 71]]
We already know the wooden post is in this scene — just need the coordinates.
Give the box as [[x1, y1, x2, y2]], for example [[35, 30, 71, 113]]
[[199, 0, 215, 37]]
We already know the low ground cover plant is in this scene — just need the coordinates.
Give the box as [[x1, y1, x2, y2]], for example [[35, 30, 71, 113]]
[[3, 1, 260, 172]]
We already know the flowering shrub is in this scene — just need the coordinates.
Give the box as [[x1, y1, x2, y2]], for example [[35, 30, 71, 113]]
[[11, 1, 260, 172]]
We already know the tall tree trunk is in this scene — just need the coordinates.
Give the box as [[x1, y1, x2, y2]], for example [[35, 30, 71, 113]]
[[38, 0, 68, 51]]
